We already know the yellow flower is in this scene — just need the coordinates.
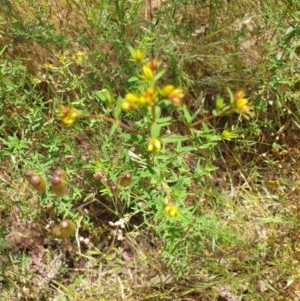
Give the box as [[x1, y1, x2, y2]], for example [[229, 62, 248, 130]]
[[161, 85, 184, 106], [147, 138, 162, 152], [57, 52, 68, 64], [234, 90, 252, 114], [125, 92, 139, 103], [142, 64, 154, 79], [164, 204, 178, 218], [43, 63, 54, 70], [139, 88, 156, 105], [72, 51, 86, 65], [121, 92, 139, 111], [121, 100, 136, 111], [123, 89, 156, 108], [221, 130, 231, 140], [131, 49, 145, 63], [169, 88, 184, 106], [57, 106, 82, 126], [221, 130, 236, 141], [161, 84, 175, 97]]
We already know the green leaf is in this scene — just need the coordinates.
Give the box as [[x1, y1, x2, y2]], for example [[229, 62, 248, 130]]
[[177, 209, 192, 224], [162, 135, 188, 143], [0, 46, 7, 56], [215, 95, 224, 112], [182, 104, 193, 124], [151, 123, 162, 138], [226, 87, 234, 104], [212, 109, 218, 116], [205, 164, 219, 172], [101, 145, 110, 161], [128, 76, 139, 82], [114, 97, 122, 119], [154, 70, 165, 81], [95, 89, 113, 104], [109, 123, 119, 138], [198, 142, 217, 149], [177, 146, 195, 153], [157, 116, 172, 126]]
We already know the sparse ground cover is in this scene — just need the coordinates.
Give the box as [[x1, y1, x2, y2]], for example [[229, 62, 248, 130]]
[[0, 0, 300, 300]]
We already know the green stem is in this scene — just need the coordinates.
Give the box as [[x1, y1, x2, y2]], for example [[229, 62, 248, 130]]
[[149, 103, 156, 136], [89, 114, 136, 133]]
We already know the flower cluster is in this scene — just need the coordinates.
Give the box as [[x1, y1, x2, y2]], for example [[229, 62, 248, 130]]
[[160, 84, 184, 106], [234, 90, 252, 115], [57, 105, 83, 126], [121, 51, 184, 112], [121, 88, 156, 111], [24, 168, 67, 196], [56, 50, 86, 66]]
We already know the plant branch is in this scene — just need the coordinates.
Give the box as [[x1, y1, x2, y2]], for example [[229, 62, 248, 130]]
[[89, 114, 136, 133]]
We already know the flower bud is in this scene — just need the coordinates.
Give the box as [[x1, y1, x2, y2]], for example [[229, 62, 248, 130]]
[[30, 175, 46, 193], [147, 138, 162, 152], [24, 169, 34, 179], [142, 64, 154, 79], [24, 169, 46, 193], [52, 219, 75, 239], [51, 176, 66, 196], [51, 169, 66, 196], [117, 173, 132, 187], [109, 182, 119, 197], [53, 168, 66, 179], [148, 59, 160, 71]]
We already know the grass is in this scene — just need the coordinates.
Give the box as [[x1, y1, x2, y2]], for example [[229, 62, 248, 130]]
[[1, 0, 300, 300]]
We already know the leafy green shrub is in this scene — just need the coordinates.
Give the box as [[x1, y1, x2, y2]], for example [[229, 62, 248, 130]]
[[54, 48, 253, 274]]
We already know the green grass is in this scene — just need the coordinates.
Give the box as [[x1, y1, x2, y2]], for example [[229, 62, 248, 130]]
[[1, 0, 300, 300]]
